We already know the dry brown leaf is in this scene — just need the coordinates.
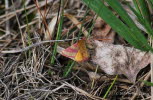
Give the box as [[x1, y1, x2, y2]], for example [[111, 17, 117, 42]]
[[92, 17, 115, 43], [44, 16, 58, 40], [92, 40, 150, 82]]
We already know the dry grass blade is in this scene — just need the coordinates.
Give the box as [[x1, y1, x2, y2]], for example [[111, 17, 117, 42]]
[[64, 82, 105, 100], [0, 0, 53, 19], [5, 0, 10, 35], [64, 13, 89, 37], [1, 39, 75, 54], [131, 71, 151, 99]]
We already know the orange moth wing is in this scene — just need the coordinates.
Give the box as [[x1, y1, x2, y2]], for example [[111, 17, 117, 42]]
[[61, 39, 89, 62]]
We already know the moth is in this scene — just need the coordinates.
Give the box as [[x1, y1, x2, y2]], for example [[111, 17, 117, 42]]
[[61, 39, 89, 62]]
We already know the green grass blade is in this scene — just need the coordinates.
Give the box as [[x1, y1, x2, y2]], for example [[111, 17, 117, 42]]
[[141, 80, 153, 86], [136, 0, 151, 23], [105, 0, 141, 32], [51, 16, 63, 64], [51, 0, 64, 65], [103, 75, 118, 99], [150, 0, 153, 6], [82, 0, 153, 51], [147, 0, 153, 12], [151, 0, 153, 3], [133, 0, 141, 15], [104, 0, 152, 50], [128, 4, 144, 25], [63, 61, 75, 77], [128, 2, 153, 36]]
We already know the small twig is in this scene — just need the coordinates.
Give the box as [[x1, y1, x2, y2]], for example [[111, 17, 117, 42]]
[[131, 71, 151, 100], [11, 0, 25, 47], [33, 0, 52, 39], [0, 0, 53, 19], [22, 84, 65, 92], [0, 33, 10, 40], [5, 0, 10, 35], [20, 19, 39, 29], [0, 13, 15, 25], [64, 82, 105, 100], [0, 34, 18, 51], [1, 39, 77, 54]]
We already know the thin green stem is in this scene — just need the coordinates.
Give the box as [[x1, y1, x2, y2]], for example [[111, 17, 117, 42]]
[[103, 75, 118, 99], [63, 61, 75, 77], [51, 0, 64, 65]]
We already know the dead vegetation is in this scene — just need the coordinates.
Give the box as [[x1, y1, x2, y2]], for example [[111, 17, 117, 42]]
[[0, 0, 151, 100]]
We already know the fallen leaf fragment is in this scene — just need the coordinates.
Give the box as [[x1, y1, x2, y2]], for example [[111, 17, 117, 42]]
[[45, 16, 58, 40], [93, 17, 111, 37], [61, 39, 89, 62], [92, 40, 150, 82], [92, 17, 115, 43]]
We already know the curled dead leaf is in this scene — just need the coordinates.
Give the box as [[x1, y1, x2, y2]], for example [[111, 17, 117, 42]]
[[45, 16, 58, 40], [92, 40, 150, 82], [92, 17, 115, 43]]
